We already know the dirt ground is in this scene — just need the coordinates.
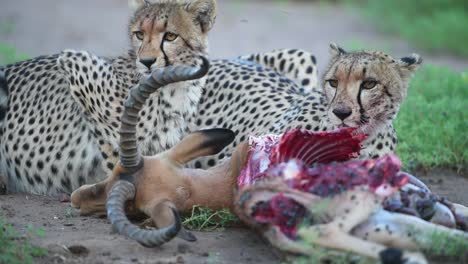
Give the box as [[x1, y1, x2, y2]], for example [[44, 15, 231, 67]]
[[0, 168, 467, 264]]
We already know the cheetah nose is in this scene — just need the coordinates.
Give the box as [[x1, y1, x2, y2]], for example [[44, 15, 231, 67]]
[[139, 58, 156, 69], [332, 107, 352, 121]]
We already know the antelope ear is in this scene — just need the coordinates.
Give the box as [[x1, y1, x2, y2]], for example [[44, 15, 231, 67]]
[[396, 54, 423, 81], [186, 0, 217, 33], [129, 0, 150, 12], [329, 43, 347, 58], [168, 128, 235, 165]]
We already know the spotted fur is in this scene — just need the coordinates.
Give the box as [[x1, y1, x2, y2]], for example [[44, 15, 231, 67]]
[[0, 44, 420, 195], [239, 49, 318, 94], [191, 44, 422, 168], [0, 0, 216, 194]]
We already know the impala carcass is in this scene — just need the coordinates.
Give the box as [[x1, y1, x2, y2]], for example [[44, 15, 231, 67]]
[[234, 128, 468, 263]]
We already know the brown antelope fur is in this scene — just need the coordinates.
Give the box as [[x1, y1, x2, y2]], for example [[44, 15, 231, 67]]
[[71, 129, 248, 226]]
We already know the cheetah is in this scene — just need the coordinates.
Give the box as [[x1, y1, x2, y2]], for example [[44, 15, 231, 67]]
[[192, 44, 422, 168], [0, 7, 420, 195], [0, 43, 420, 195], [0, 0, 217, 194]]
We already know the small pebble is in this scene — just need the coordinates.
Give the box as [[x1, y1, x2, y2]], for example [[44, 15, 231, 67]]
[[177, 243, 189, 254]]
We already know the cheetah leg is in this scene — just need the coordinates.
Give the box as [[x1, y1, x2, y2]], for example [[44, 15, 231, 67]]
[[239, 49, 318, 93], [298, 190, 428, 263]]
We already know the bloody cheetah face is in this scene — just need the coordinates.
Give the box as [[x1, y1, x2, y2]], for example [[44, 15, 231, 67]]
[[321, 43, 422, 134], [128, 0, 217, 75]]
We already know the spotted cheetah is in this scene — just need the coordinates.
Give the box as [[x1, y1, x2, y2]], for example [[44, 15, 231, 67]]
[[0, 9, 420, 195], [0, 43, 421, 195], [0, 0, 217, 194], [0, 0, 315, 195], [192, 43, 422, 168]]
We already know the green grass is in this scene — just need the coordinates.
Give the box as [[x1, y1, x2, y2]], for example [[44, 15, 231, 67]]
[[182, 206, 239, 231], [350, 0, 468, 57], [395, 65, 468, 172], [0, 218, 47, 264], [0, 43, 28, 66]]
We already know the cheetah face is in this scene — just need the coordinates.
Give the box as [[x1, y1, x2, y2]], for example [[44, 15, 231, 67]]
[[322, 44, 422, 134], [128, 0, 217, 76]]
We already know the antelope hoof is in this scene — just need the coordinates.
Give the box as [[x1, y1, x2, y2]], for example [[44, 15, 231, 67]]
[[177, 228, 197, 242]]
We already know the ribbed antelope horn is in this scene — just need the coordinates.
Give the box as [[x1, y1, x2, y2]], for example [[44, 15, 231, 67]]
[[106, 57, 210, 247], [119, 56, 210, 173]]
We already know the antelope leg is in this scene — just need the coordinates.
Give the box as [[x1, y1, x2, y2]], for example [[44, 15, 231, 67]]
[[299, 224, 427, 264], [148, 200, 197, 242], [353, 209, 468, 250], [299, 190, 427, 263]]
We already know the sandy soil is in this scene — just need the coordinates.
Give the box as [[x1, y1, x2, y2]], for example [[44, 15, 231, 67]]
[[1, 169, 467, 264], [1, 195, 279, 264]]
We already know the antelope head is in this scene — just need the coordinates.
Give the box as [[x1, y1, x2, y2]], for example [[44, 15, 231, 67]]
[[71, 57, 248, 247]]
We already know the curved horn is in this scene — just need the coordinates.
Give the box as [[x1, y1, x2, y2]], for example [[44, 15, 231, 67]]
[[107, 57, 210, 247], [119, 56, 210, 173], [106, 180, 181, 247]]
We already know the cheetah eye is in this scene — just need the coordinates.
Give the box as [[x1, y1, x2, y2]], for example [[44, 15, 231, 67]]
[[164, 32, 178, 42], [326, 79, 339, 88], [361, 79, 378, 90], [134, 31, 145, 41]]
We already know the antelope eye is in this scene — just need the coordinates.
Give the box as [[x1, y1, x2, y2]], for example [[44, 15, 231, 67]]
[[361, 80, 378, 90], [326, 79, 339, 88], [134, 31, 144, 41], [164, 32, 178, 41]]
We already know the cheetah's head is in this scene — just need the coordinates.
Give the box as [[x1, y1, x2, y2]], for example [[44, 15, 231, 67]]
[[128, 0, 217, 75], [321, 43, 422, 135]]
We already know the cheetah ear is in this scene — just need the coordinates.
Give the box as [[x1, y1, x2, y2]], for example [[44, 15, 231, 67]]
[[396, 54, 423, 80], [329, 43, 347, 58], [129, 0, 150, 12], [186, 0, 217, 33]]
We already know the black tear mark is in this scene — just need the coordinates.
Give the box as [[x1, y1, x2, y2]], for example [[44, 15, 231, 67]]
[[383, 85, 393, 98], [357, 86, 365, 116], [160, 20, 170, 67]]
